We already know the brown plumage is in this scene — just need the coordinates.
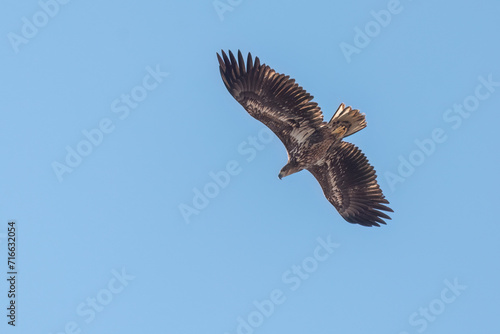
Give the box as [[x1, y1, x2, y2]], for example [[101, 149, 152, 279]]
[[217, 50, 393, 227]]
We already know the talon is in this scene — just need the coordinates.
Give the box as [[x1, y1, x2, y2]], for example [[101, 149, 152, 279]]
[[332, 125, 347, 137]]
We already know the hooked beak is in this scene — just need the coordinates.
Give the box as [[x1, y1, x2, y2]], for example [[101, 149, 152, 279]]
[[278, 173, 283, 180]]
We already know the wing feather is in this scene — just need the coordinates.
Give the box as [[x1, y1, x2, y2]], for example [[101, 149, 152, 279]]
[[307, 142, 393, 227], [217, 50, 324, 152]]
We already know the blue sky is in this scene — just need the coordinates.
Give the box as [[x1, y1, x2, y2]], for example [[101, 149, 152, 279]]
[[1, 0, 499, 333]]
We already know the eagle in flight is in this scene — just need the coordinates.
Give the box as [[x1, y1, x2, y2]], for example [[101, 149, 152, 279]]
[[217, 50, 393, 227]]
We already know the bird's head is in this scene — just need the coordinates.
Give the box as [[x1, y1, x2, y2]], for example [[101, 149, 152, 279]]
[[278, 161, 302, 179]]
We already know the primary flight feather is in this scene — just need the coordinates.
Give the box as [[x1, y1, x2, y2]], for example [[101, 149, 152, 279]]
[[217, 50, 393, 227]]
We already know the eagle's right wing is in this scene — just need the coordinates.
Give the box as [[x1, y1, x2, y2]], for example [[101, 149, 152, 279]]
[[307, 141, 393, 227], [217, 50, 324, 153]]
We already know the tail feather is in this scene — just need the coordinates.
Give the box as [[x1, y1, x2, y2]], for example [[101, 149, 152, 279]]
[[328, 103, 367, 138]]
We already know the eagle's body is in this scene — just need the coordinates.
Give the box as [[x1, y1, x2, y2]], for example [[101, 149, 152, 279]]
[[281, 124, 342, 174], [217, 50, 393, 227]]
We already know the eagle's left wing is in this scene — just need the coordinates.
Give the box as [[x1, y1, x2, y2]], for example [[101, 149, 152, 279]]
[[217, 50, 324, 154], [307, 141, 393, 227]]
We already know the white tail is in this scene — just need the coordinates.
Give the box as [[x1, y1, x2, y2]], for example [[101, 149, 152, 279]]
[[328, 103, 367, 138]]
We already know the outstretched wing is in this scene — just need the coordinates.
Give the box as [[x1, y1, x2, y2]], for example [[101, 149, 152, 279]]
[[217, 50, 324, 153], [307, 142, 393, 227]]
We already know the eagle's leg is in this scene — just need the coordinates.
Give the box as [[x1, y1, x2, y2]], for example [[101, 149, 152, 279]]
[[332, 125, 348, 137]]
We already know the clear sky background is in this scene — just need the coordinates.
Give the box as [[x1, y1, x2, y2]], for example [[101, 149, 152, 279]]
[[1, 0, 499, 333]]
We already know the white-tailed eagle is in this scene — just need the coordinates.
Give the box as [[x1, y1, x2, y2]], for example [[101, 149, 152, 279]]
[[217, 50, 393, 227]]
